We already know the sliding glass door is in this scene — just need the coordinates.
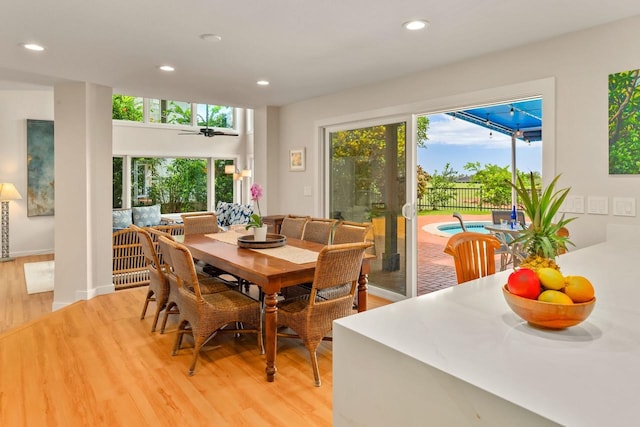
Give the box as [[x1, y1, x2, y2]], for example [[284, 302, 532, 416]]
[[326, 117, 416, 299]]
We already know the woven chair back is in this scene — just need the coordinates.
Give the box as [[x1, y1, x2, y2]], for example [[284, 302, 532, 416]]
[[181, 212, 219, 235], [310, 242, 370, 296], [158, 236, 205, 298], [280, 215, 309, 239], [302, 218, 338, 245], [332, 221, 372, 244], [444, 232, 501, 284]]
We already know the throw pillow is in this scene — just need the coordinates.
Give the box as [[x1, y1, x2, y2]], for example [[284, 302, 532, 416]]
[[132, 205, 162, 227], [112, 208, 133, 229], [228, 203, 254, 225], [215, 201, 233, 227]]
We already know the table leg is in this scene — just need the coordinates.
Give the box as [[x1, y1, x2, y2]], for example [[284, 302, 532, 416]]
[[264, 291, 278, 381], [357, 273, 368, 312]]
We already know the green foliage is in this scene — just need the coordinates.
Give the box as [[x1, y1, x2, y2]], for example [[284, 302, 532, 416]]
[[214, 160, 233, 203], [112, 95, 143, 121], [464, 162, 512, 207], [163, 101, 192, 125], [510, 173, 575, 258], [425, 163, 457, 210], [112, 157, 123, 208], [416, 116, 429, 148], [609, 69, 640, 174], [198, 105, 233, 128], [417, 165, 430, 200]]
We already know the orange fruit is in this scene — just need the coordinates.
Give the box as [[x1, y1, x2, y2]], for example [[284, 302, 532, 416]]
[[538, 290, 574, 305], [564, 276, 595, 303]]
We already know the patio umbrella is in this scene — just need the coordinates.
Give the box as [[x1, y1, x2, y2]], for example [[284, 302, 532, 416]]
[[446, 98, 542, 207]]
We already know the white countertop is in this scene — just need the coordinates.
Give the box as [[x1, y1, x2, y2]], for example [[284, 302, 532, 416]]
[[335, 240, 640, 426]]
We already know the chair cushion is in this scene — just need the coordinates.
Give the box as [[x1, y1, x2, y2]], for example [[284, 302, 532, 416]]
[[132, 205, 162, 227], [228, 203, 254, 225], [112, 208, 133, 230]]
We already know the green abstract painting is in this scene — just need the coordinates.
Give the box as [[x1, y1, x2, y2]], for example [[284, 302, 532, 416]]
[[27, 119, 55, 216], [609, 68, 640, 174]]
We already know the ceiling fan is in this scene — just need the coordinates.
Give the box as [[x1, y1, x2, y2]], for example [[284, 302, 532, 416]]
[[178, 104, 239, 138]]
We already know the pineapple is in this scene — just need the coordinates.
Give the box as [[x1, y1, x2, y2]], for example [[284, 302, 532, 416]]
[[510, 173, 575, 271]]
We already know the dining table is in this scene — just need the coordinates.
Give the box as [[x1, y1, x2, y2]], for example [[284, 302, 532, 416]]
[[182, 230, 372, 382]]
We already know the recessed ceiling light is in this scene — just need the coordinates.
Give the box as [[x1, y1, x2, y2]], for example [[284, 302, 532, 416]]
[[22, 43, 45, 51], [403, 20, 429, 31], [158, 65, 175, 72], [256, 80, 270, 86], [200, 33, 222, 42]]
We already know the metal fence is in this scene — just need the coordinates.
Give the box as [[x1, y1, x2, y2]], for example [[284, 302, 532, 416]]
[[418, 187, 511, 211]]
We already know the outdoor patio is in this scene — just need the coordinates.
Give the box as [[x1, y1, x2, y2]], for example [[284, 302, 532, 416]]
[[417, 213, 493, 295]]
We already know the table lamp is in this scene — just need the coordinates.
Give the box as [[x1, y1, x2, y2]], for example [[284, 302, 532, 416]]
[[0, 183, 22, 262]]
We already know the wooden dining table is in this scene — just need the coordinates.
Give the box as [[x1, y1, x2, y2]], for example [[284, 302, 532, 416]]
[[182, 231, 371, 382]]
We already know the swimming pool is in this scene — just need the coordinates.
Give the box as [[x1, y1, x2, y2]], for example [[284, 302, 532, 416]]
[[423, 221, 492, 237]]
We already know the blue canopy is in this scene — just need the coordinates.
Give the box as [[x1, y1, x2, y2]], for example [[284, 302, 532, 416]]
[[446, 98, 542, 142]]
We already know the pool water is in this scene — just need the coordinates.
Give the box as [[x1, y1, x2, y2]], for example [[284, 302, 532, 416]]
[[436, 222, 491, 235]]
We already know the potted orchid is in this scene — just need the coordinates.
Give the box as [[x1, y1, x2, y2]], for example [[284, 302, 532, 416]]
[[245, 183, 267, 240]]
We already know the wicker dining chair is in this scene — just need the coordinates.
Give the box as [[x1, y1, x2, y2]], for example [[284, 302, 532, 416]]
[[279, 215, 310, 239], [131, 225, 171, 333], [444, 232, 501, 284], [302, 218, 338, 245], [159, 236, 263, 375], [277, 242, 371, 386], [181, 212, 219, 235], [155, 230, 231, 334], [332, 221, 372, 245]]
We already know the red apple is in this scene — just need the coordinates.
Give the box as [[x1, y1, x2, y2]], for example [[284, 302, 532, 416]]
[[507, 268, 541, 299]]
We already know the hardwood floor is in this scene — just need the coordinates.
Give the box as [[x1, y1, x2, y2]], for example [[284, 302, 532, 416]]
[[0, 255, 390, 426]]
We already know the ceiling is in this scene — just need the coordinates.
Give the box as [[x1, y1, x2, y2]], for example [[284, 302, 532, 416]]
[[2, 1, 640, 108]]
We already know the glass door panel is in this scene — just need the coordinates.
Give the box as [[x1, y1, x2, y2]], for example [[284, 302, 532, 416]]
[[328, 121, 412, 298]]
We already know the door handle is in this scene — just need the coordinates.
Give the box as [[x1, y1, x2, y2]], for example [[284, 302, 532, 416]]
[[401, 203, 414, 220]]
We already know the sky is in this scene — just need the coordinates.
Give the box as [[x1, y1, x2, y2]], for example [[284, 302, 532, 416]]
[[417, 113, 542, 176]]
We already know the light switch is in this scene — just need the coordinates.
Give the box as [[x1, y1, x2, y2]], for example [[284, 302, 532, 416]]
[[303, 186, 312, 197], [587, 196, 608, 215], [561, 195, 584, 213], [613, 197, 636, 217]]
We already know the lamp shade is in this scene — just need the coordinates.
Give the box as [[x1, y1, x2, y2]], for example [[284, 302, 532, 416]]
[[0, 183, 22, 201], [241, 169, 252, 177], [224, 165, 236, 174]]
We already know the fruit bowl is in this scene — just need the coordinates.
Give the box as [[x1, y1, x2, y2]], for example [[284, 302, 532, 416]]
[[502, 285, 596, 329]]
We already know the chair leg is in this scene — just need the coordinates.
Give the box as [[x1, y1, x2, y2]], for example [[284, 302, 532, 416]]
[[305, 342, 322, 387], [188, 335, 205, 376], [140, 290, 154, 320], [172, 320, 189, 356], [150, 303, 165, 333], [160, 301, 178, 334]]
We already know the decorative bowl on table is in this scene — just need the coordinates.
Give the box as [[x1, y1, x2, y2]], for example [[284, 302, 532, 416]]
[[502, 285, 596, 329], [237, 233, 287, 249]]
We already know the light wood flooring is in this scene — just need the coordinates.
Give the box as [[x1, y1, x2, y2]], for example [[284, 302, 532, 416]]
[[0, 254, 390, 426]]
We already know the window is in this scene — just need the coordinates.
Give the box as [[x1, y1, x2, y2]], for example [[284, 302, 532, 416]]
[[197, 104, 234, 129], [112, 157, 124, 208], [149, 99, 192, 124], [112, 95, 143, 122]]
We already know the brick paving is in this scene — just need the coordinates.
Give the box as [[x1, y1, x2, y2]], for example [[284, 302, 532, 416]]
[[417, 213, 492, 296]]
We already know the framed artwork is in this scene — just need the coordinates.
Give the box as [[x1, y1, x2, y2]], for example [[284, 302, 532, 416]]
[[609, 68, 640, 174], [289, 148, 305, 171], [26, 119, 55, 216]]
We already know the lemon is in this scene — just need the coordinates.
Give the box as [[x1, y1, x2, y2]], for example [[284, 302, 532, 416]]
[[538, 290, 573, 304], [537, 267, 565, 290]]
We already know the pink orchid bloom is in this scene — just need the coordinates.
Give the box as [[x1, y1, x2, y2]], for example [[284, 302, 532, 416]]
[[250, 183, 263, 201]]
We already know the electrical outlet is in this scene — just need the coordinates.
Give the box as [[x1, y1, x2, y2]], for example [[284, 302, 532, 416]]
[[613, 197, 636, 217], [587, 196, 608, 215]]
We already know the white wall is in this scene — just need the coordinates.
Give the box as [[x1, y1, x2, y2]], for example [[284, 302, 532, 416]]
[[0, 90, 55, 256], [275, 15, 640, 250]]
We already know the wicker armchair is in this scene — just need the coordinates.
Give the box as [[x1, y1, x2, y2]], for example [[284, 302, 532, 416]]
[[181, 212, 219, 235], [280, 215, 310, 239], [277, 242, 371, 386], [112, 228, 148, 290], [159, 236, 263, 375], [444, 232, 501, 284], [155, 232, 231, 334], [302, 218, 338, 245]]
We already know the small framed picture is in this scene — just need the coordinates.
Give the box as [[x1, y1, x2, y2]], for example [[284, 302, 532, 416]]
[[289, 148, 305, 171]]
